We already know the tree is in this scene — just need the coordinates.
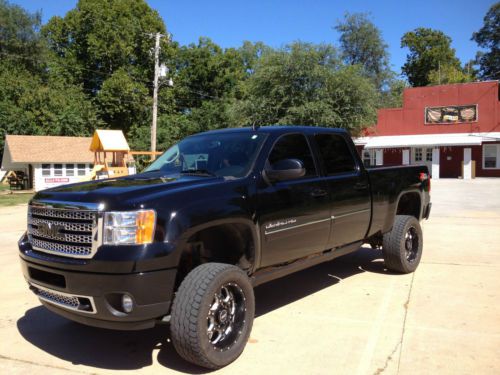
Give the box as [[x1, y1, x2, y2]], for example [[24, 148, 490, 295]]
[[335, 12, 390, 89], [427, 64, 475, 85], [232, 42, 377, 134], [173, 37, 246, 110], [401, 28, 462, 86], [0, 0, 101, 158], [96, 68, 150, 133], [472, 3, 500, 80], [40, 0, 177, 145], [379, 79, 407, 108], [0, 0, 45, 72], [42, 0, 169, 93]]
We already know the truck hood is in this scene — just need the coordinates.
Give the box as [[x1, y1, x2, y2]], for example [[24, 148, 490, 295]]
[[32, 172, 225, 209]]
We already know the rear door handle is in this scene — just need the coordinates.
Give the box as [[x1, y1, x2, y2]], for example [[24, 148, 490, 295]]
[[310, 189, 327, 198], [354, 183, 368, 191]]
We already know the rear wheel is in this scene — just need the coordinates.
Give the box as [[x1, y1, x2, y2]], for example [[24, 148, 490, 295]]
[[382, 215, 423, 273], [170, 263, 254, 369]]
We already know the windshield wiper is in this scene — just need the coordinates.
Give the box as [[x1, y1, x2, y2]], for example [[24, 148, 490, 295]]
[[180, 169, 217, 177]]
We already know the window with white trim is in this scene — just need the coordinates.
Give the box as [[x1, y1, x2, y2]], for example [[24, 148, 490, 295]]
[[414, 148, 423, 162], [54, 164, 63, 176], [426, 148, 433, 162], [362, 149, 375, 167], [483, 144, 500, 169], [66, 164, 75, 176], [77, 164, 87, 176], [41, 164, 51, 176]]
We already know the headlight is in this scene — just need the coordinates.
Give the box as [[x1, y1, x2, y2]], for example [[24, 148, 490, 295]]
[[104, 210, 156, 245]]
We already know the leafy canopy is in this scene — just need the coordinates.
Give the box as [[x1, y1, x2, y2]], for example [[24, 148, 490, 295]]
[[335, 12, 391, 89], [472, 3, 500, 80], [401, 28, 463, 87]]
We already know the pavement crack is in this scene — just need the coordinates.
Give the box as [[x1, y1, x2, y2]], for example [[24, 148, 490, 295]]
[[0, 354, 98, 375], [373, 341, 401, 375], [373, 272, 415, 375]]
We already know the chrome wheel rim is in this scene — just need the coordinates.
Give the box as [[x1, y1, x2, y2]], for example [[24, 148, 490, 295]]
[[405, 226, 419, 262], [207, 282, 246, 350]]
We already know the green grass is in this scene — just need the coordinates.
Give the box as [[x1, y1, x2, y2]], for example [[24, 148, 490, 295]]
[[0, 193, 33, 207], [0, 184, 10, 191]]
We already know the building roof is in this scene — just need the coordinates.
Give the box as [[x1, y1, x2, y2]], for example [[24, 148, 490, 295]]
[[355, 132, 500, 149], [4, 135, 94, 163], [90, 130, 130, 152]]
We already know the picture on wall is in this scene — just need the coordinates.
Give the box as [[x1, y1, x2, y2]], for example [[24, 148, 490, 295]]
[[425, 105, 477, 124]]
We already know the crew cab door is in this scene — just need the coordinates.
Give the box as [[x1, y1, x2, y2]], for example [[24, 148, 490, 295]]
[[257, 133, 331, 267], [313, 133, 371, 248]]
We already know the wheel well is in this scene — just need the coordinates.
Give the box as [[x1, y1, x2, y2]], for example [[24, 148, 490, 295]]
[[175, 223, 255, 289], [396, 193, 421, 219]]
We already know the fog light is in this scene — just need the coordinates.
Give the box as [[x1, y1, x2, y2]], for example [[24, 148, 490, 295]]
[[122, 294, 134, 313]]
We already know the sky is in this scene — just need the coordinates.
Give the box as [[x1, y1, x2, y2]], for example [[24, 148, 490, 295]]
[[12, 0, 496, 75]]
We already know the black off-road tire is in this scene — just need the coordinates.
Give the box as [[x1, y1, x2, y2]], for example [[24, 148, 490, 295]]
[[170, 263, 255, 369], [382, 215, 423, 273]]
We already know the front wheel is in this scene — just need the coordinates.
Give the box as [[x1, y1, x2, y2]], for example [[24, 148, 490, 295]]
[[170, 263, 255, 369], [382, 215, 423, 273]]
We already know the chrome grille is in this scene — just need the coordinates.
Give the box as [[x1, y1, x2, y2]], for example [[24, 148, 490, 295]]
[[31, 283, 96, 314], [38, 288, 79, 309], [28, 216, 93, 232], [27, 205, 98, 259], [30, 238, 92, 256], [29, 207, 95, 220]]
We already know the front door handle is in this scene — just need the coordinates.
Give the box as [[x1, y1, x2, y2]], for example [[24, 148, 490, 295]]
[[354, 183, 369, 191], [310, 189, 327, 198]]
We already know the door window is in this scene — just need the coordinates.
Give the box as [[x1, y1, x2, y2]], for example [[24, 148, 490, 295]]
[[268, 134, 316, 178], [315, 134, 356, 175], [414, 148, 423, 162], [426, 148, 433, 162]]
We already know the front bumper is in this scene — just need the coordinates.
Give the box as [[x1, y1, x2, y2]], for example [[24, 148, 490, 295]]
[[20, 256, 177, 331]]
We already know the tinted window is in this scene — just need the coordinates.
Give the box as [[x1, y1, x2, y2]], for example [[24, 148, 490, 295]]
[[268, 134, 316, 177], [315, 134, 356, 175], [145, 133, 267, 178]]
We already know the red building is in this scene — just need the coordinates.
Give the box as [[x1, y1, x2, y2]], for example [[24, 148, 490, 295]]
[[356, 81, 500, 179]]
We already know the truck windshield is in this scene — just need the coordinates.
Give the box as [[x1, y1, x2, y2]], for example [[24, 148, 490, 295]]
[[144, 132, 267, 178]]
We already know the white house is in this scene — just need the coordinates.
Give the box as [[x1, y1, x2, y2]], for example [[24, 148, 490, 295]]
[[1, 135, 94, 191]]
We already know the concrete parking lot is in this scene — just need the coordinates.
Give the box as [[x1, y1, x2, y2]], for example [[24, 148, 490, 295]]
[[0, 179, 499, 375]]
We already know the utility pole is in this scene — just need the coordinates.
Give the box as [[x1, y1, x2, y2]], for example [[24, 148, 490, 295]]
[[438, 61, 441, 85], [151, 32, 161, 160]]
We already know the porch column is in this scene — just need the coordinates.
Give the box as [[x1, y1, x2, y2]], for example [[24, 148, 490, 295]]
[[432, 147, 440, 179], [375, 149, 383, 166], [402, 149, 410, 165], [463, 148, 472, 180]]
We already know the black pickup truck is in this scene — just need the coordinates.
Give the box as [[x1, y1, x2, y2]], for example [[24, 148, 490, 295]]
[[19, 126, 431, 369]]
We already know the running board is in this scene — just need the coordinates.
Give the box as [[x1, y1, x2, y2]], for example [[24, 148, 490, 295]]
[[250, 241, 363, 287]]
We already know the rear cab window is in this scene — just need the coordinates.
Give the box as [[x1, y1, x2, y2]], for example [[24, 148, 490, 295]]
[[314, 133, 357, 175]]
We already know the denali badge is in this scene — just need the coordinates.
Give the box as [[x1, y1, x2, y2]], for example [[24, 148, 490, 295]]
[[37, 222, 65, 239]]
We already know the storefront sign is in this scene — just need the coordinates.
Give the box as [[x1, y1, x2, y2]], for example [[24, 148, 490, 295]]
[[44, 178, 70, 183], [425, 105, 477, 124]]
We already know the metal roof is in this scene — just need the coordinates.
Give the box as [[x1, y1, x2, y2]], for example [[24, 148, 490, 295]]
[[355, 132, 500, 149]]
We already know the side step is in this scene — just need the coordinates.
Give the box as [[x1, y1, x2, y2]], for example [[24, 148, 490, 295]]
[[250, 241, 362, 287]]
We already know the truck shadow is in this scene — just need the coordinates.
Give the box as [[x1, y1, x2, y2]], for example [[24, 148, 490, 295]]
[[17, 246, 393, 374]]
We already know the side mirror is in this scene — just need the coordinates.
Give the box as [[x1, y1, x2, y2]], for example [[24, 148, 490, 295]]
[[264, 158, 306, 182]]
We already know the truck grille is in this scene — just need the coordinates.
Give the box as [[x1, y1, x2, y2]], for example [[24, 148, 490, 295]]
[[27, 205, 98, 259], [30, 283, 96, 314]]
